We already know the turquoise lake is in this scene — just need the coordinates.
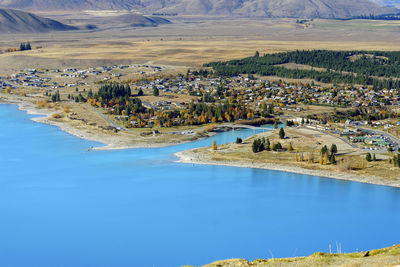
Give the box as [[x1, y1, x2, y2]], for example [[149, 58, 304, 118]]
[[0, 103, 400, 267]]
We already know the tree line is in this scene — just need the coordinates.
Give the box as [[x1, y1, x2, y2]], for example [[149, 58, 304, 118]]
[[205, 50, 400, 89], [20, 42, 31, 51]]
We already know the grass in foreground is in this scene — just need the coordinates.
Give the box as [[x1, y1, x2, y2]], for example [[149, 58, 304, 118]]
[[183, 244, 400, 267]]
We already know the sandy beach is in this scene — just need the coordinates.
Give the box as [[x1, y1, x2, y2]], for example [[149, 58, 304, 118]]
[[174, 149, 400, 188]]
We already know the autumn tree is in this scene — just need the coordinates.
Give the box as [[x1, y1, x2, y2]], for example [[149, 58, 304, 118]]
[[212, 139, 217, 151]]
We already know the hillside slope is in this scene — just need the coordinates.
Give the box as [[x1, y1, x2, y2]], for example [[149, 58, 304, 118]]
[[0, 0, 141, 11], [0, 8, 77, 33], [153, 0, 398, 18], [0, 0, 398, 18], [196, 244, 400, 267]]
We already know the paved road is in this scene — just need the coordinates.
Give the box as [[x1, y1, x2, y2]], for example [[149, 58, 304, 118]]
[[216, 123, 272, 130]]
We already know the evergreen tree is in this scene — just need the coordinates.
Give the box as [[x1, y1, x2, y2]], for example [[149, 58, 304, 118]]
[[330, 144, 337, 155], [138, 88, 144, 96], [19, 43, 26, 51], [272, 142, 282, 151], [26, 42, 31, 50], [265, 138, 271, 151], [252, 138, 264, 153], [366, 152, 372, 162], [321, 145, 328, 156], [329, 153, 336, 164], [153, 86, 159, 96], [51, 90, 60, 102], [279, 128, 285, 139]]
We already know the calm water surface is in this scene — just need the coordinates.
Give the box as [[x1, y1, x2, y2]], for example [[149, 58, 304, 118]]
[[0, 104, 399, 267]]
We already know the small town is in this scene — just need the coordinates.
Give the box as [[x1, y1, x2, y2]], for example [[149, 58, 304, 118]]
[[2, 1, 400, 266], [2, 63, 400, 155]]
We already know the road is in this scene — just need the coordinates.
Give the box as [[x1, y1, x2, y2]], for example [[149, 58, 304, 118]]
[[84, 103, 128, 131]]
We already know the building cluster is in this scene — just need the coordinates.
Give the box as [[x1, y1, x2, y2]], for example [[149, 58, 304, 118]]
[[132, 76, 400, 111], [1, 64, 164, 91]]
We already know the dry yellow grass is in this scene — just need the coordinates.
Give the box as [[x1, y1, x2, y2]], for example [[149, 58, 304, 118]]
[[196, 127, 400, 181], [197, 244, 400, 267], [1, 18, 400, 72]]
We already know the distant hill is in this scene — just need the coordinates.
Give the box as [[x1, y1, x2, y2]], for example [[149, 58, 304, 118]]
[[0, 0, 141, 11], [149, 0, 399, 18], [0, 8, 77, 33], [92, 13, 171, 27], [0, 0, 398, 19], [370, 0, 400, 8]]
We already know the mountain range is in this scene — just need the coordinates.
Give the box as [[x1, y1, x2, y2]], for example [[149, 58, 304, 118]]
[[0, 0, 398, 18]]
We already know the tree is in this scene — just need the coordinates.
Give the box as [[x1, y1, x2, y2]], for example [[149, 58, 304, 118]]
[[4, 86, 11, 94], [19, 43, 25, 51], [265, 138, 271, 151], [254, 51, 260, 57], [26, 42, 31, 50], [372, 153, 376, 161], [51, 90, 60, 102], [153, 86, 159, 96], [272, 142, 282, 151], [138, 88, 144, 96], [324, 151, 329, 165], [252, 138, 264, 153], [366, 152, 372, 162], [330, 144, 337, 155], [236, 137, 242, 144], [321, 145, 328, 156], [329, 153, 336, 165], [212, 139, 217, 151], [274, 120, 278, 129], [279, 128, 285, 139], [268, 105, 274, 114]]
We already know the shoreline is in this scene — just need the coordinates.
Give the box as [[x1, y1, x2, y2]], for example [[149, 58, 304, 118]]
[[0, 97, 215, 150], [2, 97, 400, 188], [174, 149, 400, 188]]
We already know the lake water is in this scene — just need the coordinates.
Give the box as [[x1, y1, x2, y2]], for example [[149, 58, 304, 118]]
[[1, 103, 400, 267]]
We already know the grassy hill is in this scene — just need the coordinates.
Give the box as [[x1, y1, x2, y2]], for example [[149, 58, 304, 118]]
[[0, 8, 77, 33], [187, 244, 400, 267]]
